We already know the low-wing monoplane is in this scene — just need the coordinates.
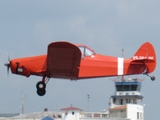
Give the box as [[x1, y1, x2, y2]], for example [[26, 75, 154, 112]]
[[5, 41, 156, 96]]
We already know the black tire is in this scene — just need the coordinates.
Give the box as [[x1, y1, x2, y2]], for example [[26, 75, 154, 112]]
[[37, 89, 46, 96], [36, 81, 46, 89]]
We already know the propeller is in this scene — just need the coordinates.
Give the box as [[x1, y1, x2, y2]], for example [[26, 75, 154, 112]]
[[4, 55, 10, 75]]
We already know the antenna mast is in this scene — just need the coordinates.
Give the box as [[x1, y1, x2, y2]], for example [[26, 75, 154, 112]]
[[20, 91, 26, 114]]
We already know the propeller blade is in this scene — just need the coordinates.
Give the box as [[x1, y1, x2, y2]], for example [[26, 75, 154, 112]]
[[4, 62, 10, 76], [4, 62, 9, 67], [4, 54, 10, 76], [7, 64, 9, 76]]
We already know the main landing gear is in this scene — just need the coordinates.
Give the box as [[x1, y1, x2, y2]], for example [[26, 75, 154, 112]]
[[36, 76, 50, 96]]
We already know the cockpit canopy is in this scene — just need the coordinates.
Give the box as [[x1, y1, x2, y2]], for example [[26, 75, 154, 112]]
[[76, 44, 95, 57]]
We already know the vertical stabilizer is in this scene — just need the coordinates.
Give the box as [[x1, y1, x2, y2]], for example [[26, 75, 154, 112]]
[[132, 42, 156, 73]]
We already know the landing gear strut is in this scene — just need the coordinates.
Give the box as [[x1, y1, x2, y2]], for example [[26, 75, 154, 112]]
[[142, 68, 155, 81], [36, 76, 50, 96], [146, 74, 155, 81]]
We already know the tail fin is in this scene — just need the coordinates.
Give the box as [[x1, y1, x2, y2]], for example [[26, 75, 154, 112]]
[[131, 42, 156, 73]]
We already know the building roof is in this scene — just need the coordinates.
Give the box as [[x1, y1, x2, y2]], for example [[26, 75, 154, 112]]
[[108, 106, 126, 111], [60, 105, 82, 111], [42, 116, 54, 120], [12, 111, 62, 119]]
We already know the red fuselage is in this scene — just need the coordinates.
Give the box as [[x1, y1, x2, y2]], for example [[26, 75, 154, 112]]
[[9, 41, 156, 80]]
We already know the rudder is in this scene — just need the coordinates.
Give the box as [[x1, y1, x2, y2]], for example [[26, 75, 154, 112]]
[[132, 42, 156, 73]]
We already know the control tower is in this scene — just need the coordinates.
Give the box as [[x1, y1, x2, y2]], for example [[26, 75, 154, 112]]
[[108, 77, 144, 120]]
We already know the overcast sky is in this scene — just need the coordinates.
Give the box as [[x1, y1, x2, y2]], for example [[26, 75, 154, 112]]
[[0, 0, 160, 120]]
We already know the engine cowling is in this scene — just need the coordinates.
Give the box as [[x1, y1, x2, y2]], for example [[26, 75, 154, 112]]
[[10, 58, 31, 77]]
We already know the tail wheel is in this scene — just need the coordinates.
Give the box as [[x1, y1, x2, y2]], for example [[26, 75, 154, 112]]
[[37, 89, 46, 96], [36, 81, 46, 89], [151, 76, 155, 81]]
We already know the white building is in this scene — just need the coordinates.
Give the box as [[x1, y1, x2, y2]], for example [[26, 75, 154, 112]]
[[108, 77, 144, 120], [60, 105, 82, 120]]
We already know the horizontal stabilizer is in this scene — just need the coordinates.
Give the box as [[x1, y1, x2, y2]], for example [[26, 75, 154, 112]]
[[131, 59, 155, 64]]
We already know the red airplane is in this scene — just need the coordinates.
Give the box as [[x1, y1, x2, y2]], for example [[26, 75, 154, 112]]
[[5, 41, 156, 96]]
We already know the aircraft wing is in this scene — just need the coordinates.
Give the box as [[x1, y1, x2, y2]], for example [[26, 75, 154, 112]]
[[46, 41, 81, 79]]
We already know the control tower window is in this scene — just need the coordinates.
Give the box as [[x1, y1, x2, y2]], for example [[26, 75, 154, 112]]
[[124, 85, 130, 91], [113, 98, 116, 104], [131, 84, 141, 91], [120, 99, 123, 105], [116, 84, 140, 92], [116, 85, 123, 91]]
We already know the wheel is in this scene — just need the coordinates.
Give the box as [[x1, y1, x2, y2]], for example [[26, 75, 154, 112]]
[[36, 81, 46, 89], [37, 89, 46, 96], [151, 76, 155, 81]]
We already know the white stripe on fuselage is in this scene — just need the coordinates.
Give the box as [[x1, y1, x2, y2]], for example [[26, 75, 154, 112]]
[[118, 58, 124, 75]]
